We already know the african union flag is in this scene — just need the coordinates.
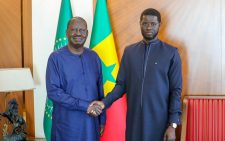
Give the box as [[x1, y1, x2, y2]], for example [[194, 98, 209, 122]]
[[43, 0, 72, 140]]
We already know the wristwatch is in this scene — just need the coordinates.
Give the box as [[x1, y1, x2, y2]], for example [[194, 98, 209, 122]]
[[169, 123, 177, 129]]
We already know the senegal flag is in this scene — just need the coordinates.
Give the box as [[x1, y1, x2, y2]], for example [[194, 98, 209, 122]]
[[43, 0, 72, 140], [90, 0, 127, 141]]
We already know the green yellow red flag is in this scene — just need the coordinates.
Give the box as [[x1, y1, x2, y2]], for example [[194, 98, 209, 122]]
[[90, 0, 127, 141]]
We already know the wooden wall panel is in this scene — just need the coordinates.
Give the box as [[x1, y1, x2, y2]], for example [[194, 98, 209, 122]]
[[0, 0, 23, 139], [107, 0, 223, 96], [22, 0, 35, 137], [0, 0, 23, 116], [0, 0, 22, 67], [0, 0, 34, 138], [157, 0, 222, 95]]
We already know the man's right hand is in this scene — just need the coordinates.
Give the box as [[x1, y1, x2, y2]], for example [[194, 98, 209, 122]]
[[87, 101, 105, 117], [90, 101, 105, 109]]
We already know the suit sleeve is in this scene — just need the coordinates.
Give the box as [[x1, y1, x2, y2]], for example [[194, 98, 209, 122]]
[[96, 57, 106, 125], [102, 48, 127, 108], [46, 54, 89, 112], [168, 49, 182, 125]]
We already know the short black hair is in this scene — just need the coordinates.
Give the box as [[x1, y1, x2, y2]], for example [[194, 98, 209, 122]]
[[67, 17, 87, 29], [140, 8, 161, 23]]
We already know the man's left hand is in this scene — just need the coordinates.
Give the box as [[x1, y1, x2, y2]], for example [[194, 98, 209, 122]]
[[100, 125, 105, 136], [163, 126, 176, 141]]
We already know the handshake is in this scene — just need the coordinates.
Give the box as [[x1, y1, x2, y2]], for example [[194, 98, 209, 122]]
[[87, 101, 105, 117]]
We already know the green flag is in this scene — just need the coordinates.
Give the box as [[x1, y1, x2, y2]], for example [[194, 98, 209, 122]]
[[90, 0, 127, 140], [43, 0, 72, 140]]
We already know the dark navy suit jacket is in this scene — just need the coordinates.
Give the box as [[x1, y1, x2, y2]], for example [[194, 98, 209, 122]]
[[103, 39, 182, 141]]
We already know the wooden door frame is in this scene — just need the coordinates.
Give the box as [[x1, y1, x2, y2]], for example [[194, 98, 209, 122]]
[[22, 0, 35, 137]]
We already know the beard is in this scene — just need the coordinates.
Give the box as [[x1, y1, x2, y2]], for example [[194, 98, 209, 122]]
[[142, 30, 158, 41]]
